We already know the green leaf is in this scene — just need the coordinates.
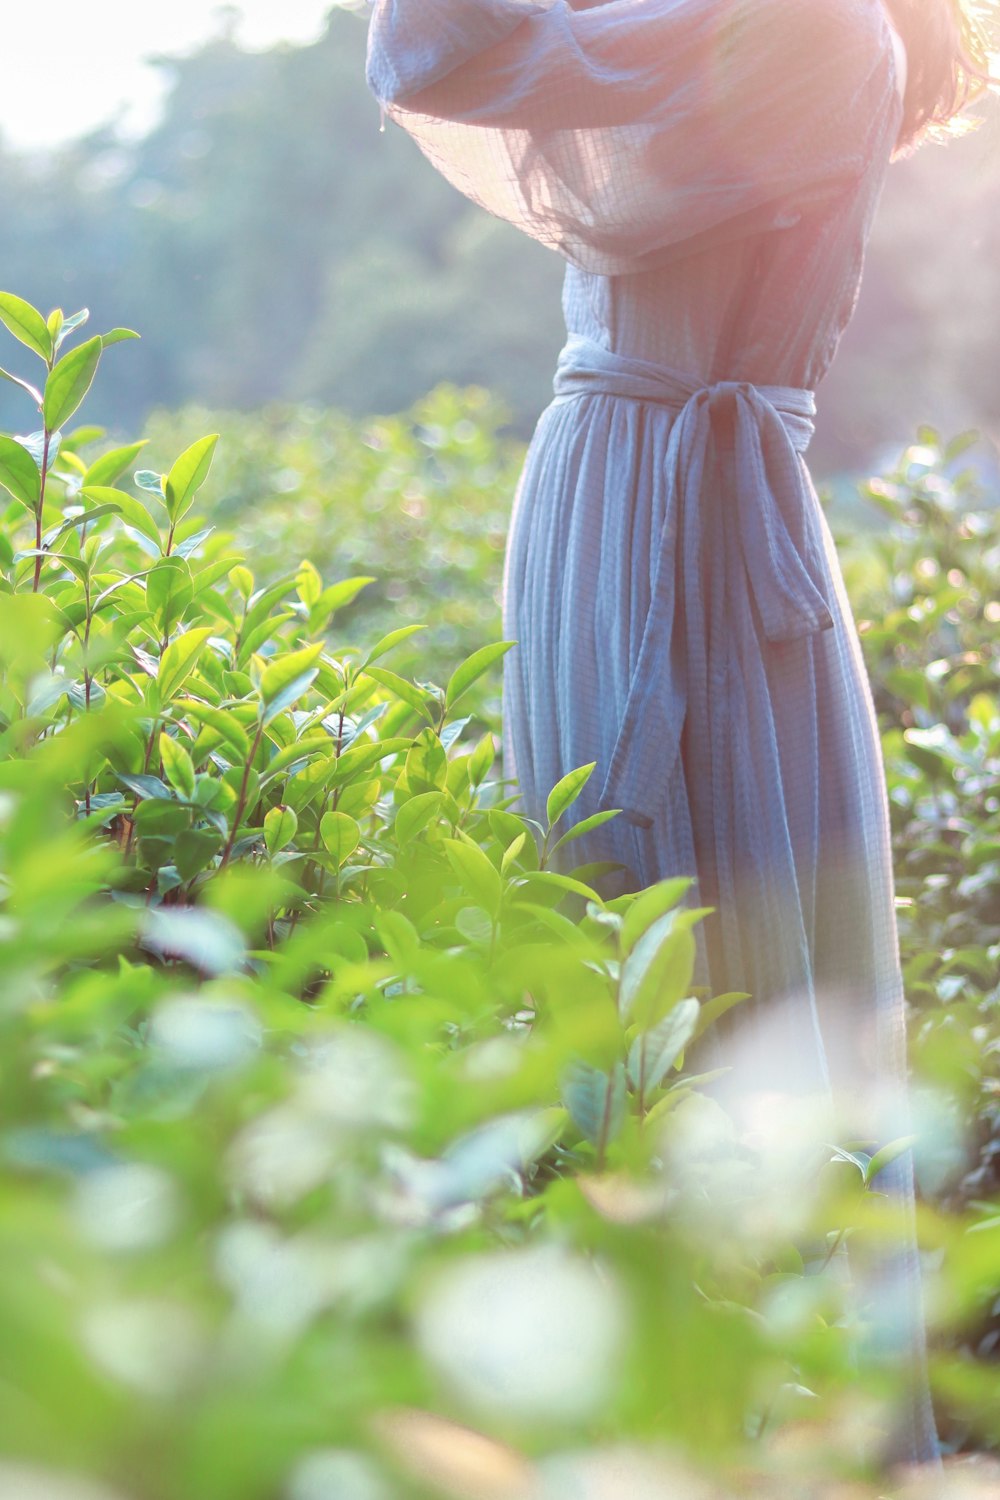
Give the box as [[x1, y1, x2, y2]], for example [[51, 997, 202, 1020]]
[[360, 624, 425, 670], [468, 731, 495, 787], [100, 327, 140, 347], [82, 484, 161, 547], [146, 557, 193, 634], [692, 991, 750, 1041], [296, 560, 323, 607], [53, 307, 90, 349], [362, 666, 437, 725], [159, 732, 196, 801], [620, 877, 694, 954], [546, 762, 595, 830], [0, 365, 43, 406], [512, 869, 602, 905], [230, 565, 255, 601], [118, 772, 173, 802], [443, 835, 503, 918], [178, 700, 251, 763], [258, 643, 325, 724], [828, 1146, 870, 1181], [240, 576, 297, 644], [264, 805, 298, 856], [320, 810, 361, 867], [84, 441, 148, 487], [376, 909, 420, 967], [0, 292, 53, 360], [174, 829, 223, 881], [316, 575, 375, 615], [561, 1060, 626, 1151], [627, 999, 700, 1096], [551, 807, 622, 854], [48, 502, 122, 541], [158, 627, 214, 703], [43, 335, 103, 431], [0, 435, 41, 509], [864, 1135, 917, 1188], [501, 831, 527, 875], [445, 640, 515, 711], [404, 730, 447, 794], [135, 470, 165, 497], [455, 906, 495, 946], [618, 907, 706, 1028], [164, 435, 219, 525], [21, 549, 90, 584], [395, 791, 443, 845]]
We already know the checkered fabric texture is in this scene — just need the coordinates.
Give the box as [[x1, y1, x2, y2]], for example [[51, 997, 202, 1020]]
[[367, 0, 937, 1464]]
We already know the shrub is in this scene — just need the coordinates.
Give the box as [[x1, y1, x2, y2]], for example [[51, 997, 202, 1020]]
[[0, 291, 996, 1496], [138, 387, 521, 687]]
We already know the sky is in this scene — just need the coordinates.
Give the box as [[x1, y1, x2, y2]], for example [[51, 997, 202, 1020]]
[[0, 1, 354, 152]]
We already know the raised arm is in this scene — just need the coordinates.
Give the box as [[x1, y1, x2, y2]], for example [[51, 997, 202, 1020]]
[[366, 0, 901, 273]]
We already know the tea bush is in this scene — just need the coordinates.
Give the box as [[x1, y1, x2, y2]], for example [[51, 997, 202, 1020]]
[[839, 439, 1000, 1445], [138, 389, 521, 689], [0, 291, 998, 1499]]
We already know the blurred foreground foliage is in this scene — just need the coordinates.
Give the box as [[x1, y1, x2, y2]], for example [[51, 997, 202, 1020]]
[[0, 292, 998, 1499]]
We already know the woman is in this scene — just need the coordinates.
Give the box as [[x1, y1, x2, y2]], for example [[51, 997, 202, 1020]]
[[366, 0, 994, 1468]]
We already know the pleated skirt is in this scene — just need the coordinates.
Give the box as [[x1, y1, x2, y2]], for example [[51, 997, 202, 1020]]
[[499, 390, 940, 1466]]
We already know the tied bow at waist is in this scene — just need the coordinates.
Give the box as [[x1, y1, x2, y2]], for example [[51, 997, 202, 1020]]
[[552, 335, 836, 829]]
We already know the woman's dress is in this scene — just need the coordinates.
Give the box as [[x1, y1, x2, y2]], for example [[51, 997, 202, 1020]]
[[366, 0, 938, 1465]]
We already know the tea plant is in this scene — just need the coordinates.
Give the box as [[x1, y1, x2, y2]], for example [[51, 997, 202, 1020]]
[[0, 291, 996, 1498], [837, 435, 1000, 1450]]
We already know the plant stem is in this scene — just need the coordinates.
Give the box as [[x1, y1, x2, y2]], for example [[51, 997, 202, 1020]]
[[596, 1074, 616, 1173], [220, 719, 264, 868], [83, 578, 93, 816], [32, 429, 52, 593], [820, 1225, 847, 1271]]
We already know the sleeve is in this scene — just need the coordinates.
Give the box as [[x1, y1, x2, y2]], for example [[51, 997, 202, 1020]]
[[366, 0, 899, 275]]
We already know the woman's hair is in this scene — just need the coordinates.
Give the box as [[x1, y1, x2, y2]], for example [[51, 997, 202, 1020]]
[[884, 0, 999, 155]]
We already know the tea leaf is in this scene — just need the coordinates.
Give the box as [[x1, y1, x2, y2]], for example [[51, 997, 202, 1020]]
[[545, 762, 595, 830], [157, 628, 214, 703], [0, 435, 41, 509], [259, 643, 325, 724], [159, 733, 197, 801], [321, 810, 361, 867], [0, 365, 43, 406], [82, 484, 161, 547], [627, 998, 700, 1096], [443, 835, 502, 917], [362, 666, 437, 724], [360, 623, 425, 669], [43, 335, 102, 430], [100, 327, 140, 347], [164, 435, 219, 525], [445, 640, 514, 711], [618, 908, 701, 1028], [264, 805, 298, 856], [619, 877, 695, 954], [84, 441, 148, 488], [865, 1135, 918, 1188], [551, 807, 621, 854], [561, 1060, 626, 1150], [0, 291, 53, 360]]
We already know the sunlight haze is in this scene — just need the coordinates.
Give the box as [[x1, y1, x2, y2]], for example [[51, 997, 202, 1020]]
[[0, 0, 340, 151]]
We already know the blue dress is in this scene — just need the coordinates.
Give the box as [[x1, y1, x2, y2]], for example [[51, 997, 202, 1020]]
[[367, 0, 938, 1464]]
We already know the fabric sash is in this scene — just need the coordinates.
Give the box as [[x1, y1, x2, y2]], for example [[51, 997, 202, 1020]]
[[552, 334, 835, 828]]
